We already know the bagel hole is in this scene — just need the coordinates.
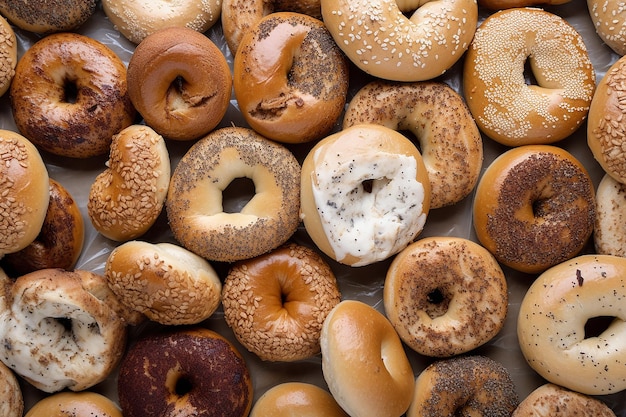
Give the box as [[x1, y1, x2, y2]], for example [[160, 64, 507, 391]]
[[531, 198, 549, 217], [424, 288, 450, 319], [175, 375, 193, 396], [222, 177, 255, 213], [584, 316, 616, 339], [55, 317, 73, 332], [524, 57, 538, 86], [63, 78, 79, 104]]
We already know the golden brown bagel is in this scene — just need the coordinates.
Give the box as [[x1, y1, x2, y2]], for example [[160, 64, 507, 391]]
[[0, 0, 96, 33], [25, 392, 122, 417]]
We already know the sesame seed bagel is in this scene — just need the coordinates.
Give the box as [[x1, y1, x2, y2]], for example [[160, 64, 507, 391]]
[[0, 0, 96, 33], [88, 125, 170, 242], [222, 243, 341, 362], [2, 179, 84, 276], [250, 382, 349, 417], [222, 0, 322, 54], [343, 80, 483, 209], [463, 8, 595, 146], [384, 236, 508, 357], [588, 54, 626, 183], [587, 0, 626, 56], [512, 383, 616, 417], [167, 127, 301, 263], [0, 16, 16, 98], [102, 0, 221, 44], [25, 392, 122, 417], [0, 359, 22, 417], [478, 0, 571, 9], [10, 33, 136, 158], [320, 0, 478, 81], [517, 254, 626, 395], [105, 241, 221, 326], [473, 145, 595, 274], [0, 130, 49, 259], [233, 12, 349, 144]]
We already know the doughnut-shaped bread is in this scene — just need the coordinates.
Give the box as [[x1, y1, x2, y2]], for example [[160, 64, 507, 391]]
[[0, 269, 129, 392], [105, 241, 222, 325], [0, 130, 49, 258], [250, 382, 349, 417], [588, 0, 626, 56], [10, 33, 135, 158], [222, 0, 322, 54], [384, 236, 508, 357], [301, 124, 430, 267], [320, 0, 478, 81], [167, 127, 301, 263], [233, 12, 349, 144], [0, 359, 22, 417], [127, 27, 232, 141], [463, 8, 595, 146], [588, 54, 626, 183], [343, 80, 483, 209], [478, 0, 570, 9], [321, 300, 415, 417], [0, 16, 16, 97], [102, 0, 221, 44], [512, 383, 616, 417], [2, 179, 84, 276], [88, 125, 170, 242], [517, 254, 626, 395], [408, 355, 519, 417], [0, 0, 96, 33], [473, 145, 595, 274], [118, 327, 253, 417], [222, 243, 341, 362], [25, 392, 122, 417], [594, 173, 626, 256]]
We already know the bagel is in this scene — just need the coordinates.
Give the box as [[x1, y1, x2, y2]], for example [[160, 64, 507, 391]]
[[0, 16, 16, 97], [463, 8, 596, 146], [301, 124, 430, 267], [518, 254, 626, 395], [587, 0, 626, 56], [166, 127, 301, 263], [10, 33, 136, 158], [320, 0, 478, 81], [102, 0, 221, 44], [594, 173, 626, 256], [343, 80, 483, 209], [478, 0, 571, 9], [512, 383, 616, 417], [250, 382, 349, 417], [321, 300, 415, 417], [0, 0, 96, 33], [0, 359, 22, 417], [25, 392, 122, 417], [233, 12, 349, 144]]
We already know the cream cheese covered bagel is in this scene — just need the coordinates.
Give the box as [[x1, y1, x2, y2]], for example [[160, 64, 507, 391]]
[[0, 0, 96, 33], [464, 8, 595, 146], [102, 0, 221, 44], [320, 0, 478, 82], [105, 241, 222, 325], [384, 236, 508, 357], [321, 300, 415, 417], [588, 54, 626, 183], [167, 127, 301, 262], [301, 124, 430, 267], [517, 254, 626, 395], [343, 80, 483, 209], [233, 12, 349, 144], [473, 145, 596, 274], [512, 383, 616, 417], [0, 269, 129, 393]]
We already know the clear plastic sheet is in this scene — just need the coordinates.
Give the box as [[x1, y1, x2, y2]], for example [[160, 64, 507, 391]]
[[2, 0, 625, 414]]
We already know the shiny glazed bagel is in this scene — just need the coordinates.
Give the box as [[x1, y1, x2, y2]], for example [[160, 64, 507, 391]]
[[518, 254, 626, 395], [10, 33, 136, 158], [0, 0, 96, 33], [473, 145, 595, 274], [2, 179, 84, 276], [0, 269, 129, 393], [464, 8, 595, 146], [102, 0, 221, 44], [25, 392, 122, 417], [127, 27, 232, 141], [301, 124, 430, 266], [343, 80, 483, 209], [250, 382, 349, 417], [321, 300, 415, 417], [320, 0, 478, 81], [234, 12, 349, 144]]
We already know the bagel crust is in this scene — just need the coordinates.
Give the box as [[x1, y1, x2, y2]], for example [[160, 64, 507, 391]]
[[0, 16, 16, 97], [518, 254, 626, 395], [167, 127, 301, 262], [25, 392, 122, 417], [250, 382, 348, 417], [594, 173, 626, 256], [321, 0, 478, 81], [512, 383, 616, 417], [587, 0, 626, 56], [473, 145, 595, 274], [464, 8, 595, 146], [0, 0, 96, 33], [343, 81, 483, 209], [0, 359, 22, 417]]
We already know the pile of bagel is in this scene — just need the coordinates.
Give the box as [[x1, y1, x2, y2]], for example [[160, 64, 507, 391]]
[[0, 0, 625, 416]]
